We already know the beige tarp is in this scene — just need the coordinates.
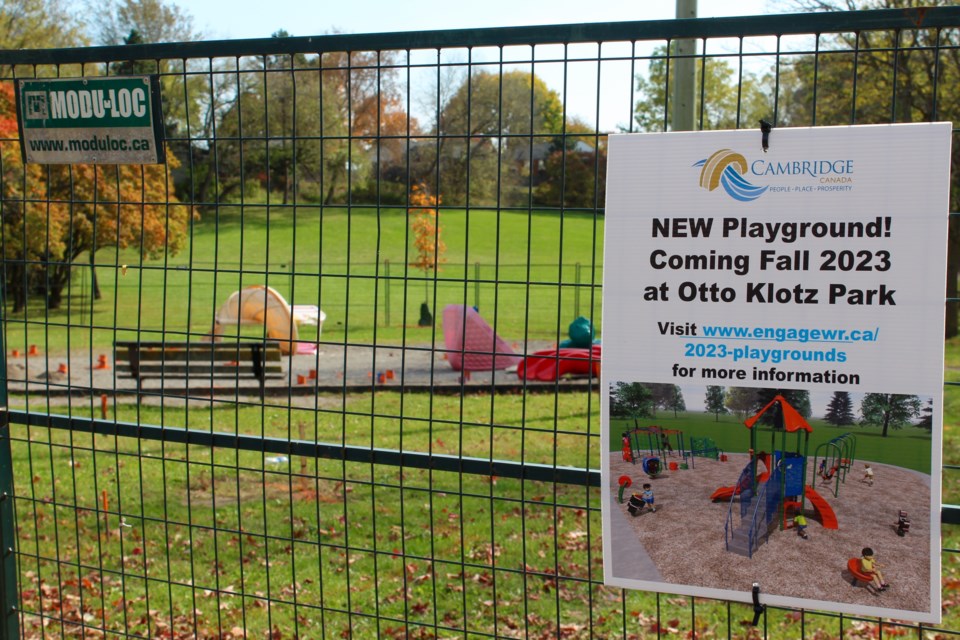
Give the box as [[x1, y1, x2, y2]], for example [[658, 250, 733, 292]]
[[212, 285, 325, 355]]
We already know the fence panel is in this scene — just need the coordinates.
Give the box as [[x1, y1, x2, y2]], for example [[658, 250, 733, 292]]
[[0, 7, 959, 638]]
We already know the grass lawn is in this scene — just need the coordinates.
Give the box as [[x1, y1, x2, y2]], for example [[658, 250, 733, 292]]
[[4, 204, 604, 354]]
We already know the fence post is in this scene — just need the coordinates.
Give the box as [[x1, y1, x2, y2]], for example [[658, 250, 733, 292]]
[[575, 262, 581, 318], [474, 262, 480, 310], [0, 297, 19, 640], [384, 259, 391, 327]]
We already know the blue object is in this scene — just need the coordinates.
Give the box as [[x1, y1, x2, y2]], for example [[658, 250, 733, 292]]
[[559, 316, 595, 348]]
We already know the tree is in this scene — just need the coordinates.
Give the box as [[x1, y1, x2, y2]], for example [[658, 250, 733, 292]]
[[725, 387, 758, 421], [705, 386, 728, 421], [665, 385, 686, 418], [0, 0, 85, 56], [859, 393, 922, 437], [824, 391, 855, 426], [533, 137, 607, 209], [0, 81, 189, 310], [779, 0, 960, 338], [429, 69, 564, 206], [408, 184, 445, 326], [38, 159, 190, 309], [750, 389, 811, 427], [632, 44, 771, 132], [917, 398, 933, 431], [0, 84, 65, 312], [609, 382, 655, 421]]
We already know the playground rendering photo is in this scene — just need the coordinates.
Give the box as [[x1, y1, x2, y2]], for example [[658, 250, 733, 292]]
[[604, 383, 936, 618]]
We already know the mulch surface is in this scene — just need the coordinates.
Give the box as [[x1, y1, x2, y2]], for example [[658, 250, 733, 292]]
[[609, 452, 932, 616]]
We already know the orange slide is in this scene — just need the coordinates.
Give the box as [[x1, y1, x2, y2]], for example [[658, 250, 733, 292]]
[[804, 486, 839, 529], [709, 453, 772, 502]]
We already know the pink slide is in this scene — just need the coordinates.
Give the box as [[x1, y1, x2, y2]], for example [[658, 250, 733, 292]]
[[804, 486, 839, 529], [442, 305, 521, 371], [516, 345, 601, 381]]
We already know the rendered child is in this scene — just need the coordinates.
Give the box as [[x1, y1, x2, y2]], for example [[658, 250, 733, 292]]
[[793, 513, 808, 539], [863, 464, 875, 486], [642, 483, 656, 512], [860, 547, 889, 591], [660, 433, 673, 456], [627, 492, 645, 516]]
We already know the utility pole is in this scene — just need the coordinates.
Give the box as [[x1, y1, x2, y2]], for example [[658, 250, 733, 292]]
[[672, 0, 697, 132]]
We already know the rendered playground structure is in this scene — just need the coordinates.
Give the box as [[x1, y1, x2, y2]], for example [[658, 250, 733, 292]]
[[621, 425, 691, 477], [811, 433, 857, 498], [713, 395, 840, 558]]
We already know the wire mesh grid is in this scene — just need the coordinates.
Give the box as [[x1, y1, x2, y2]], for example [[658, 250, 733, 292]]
[[0, 7, 958, 639]]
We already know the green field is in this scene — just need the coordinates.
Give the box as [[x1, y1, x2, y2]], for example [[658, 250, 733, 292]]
[[4, 196, 960, 637], [4, 204, 604, 353]]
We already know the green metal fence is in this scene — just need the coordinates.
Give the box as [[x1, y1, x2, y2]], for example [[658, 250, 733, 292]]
[[0, 6, 959, 638]]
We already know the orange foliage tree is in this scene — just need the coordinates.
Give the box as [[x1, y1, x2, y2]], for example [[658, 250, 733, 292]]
[[0, 80, 191, 311], [408, 183, 445, 325]]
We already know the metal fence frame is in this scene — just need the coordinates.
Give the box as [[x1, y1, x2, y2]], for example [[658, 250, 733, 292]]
[[1, 6, 959, 638]]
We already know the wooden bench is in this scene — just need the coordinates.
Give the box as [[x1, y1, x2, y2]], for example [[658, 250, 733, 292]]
[[114, 341, 284, 398]]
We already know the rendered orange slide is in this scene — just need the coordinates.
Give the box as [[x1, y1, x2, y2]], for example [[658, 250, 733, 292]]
[[804, 486, 839, 529], [710, 453, 771, 501]]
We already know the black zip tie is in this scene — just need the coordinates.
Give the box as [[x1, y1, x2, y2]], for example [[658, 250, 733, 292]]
[[760, 120, 773, 153], [751, 582, 765, 626]]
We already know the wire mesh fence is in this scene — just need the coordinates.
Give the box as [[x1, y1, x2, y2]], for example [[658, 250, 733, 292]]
[[0, 6, 959, 638]]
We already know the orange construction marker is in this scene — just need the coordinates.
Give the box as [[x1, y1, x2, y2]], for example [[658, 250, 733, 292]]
[[100, 394, 108, 420]]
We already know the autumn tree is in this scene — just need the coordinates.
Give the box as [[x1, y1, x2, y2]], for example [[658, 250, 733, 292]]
[[0, 0, 85, 74], [215, 41, 406, 205], [824, 391, 855, 426], [0, 83, 65, 312], [39, 159, 191, 309], [408, 184, 445, 326], [705, 386, 728, 421]]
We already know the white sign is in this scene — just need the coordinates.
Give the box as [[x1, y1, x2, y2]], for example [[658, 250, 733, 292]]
[[601, 123, 950, 624]]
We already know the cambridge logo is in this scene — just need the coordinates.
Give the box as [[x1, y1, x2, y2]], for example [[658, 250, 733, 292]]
[[694, 149, 768, 202]]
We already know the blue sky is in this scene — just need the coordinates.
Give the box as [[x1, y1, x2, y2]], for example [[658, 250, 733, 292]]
[[182, 0, 790, 132], [187, 0, 781, 41]]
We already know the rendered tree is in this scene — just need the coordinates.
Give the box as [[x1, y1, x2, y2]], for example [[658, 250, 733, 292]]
[[666, 385, 686, 418], [859, 393, 922, 437], [824, 391, 855, 426], [609, 382, 655, 421], [725, 387, 758, 420], [705, 386, 728, 422], [750, 389, 811, 427], [408, 184, 445, 326], [917, 398, 934, 431]]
